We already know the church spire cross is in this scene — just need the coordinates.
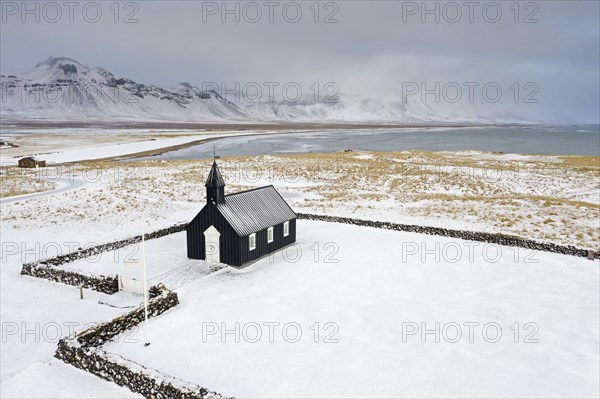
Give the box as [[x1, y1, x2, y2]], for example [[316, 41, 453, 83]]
[[212, 144, 221, 161]]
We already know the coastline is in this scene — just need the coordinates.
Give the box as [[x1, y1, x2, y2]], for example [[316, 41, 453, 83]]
[[0, 120, 496, 131]]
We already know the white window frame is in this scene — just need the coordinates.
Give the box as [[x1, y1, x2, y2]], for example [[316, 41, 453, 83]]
[[283, 221, 289, 237], [267, 227, 274, 243], [249, 233, 256, 251]]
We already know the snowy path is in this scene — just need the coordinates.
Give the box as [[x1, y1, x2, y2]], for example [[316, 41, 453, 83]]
[[0, 177, 86, 205], [149, 263, 226, 290]]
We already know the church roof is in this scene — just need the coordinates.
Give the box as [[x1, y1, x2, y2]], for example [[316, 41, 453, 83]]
[[205, 160, 225, 188], [216, 185, 296, 236]]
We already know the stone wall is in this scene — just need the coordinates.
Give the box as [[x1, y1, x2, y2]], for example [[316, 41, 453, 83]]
[[297, 213, 599, 259], [21, 213, 598, 295], [21, 262, 119, 294], [23, 224, 227, 397], [55, 287, 226, 399], [77, 289, 180, 347], [21, 223, 188, 293], [36, 223, 187, 267]]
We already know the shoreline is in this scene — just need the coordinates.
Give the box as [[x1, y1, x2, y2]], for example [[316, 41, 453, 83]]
[[2, 122, 597, 165], [90, 126, 482, 163], [1, 123, 495, 165], [0, 120, 499, 131]]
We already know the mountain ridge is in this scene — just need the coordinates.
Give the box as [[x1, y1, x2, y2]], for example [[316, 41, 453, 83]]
[[1, 56, 472, 124]]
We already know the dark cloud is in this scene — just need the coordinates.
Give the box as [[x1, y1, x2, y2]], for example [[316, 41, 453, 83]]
[[1, 0, 598, 123]]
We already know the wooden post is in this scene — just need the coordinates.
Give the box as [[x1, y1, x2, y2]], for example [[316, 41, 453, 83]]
[[142, 210, 150, 347], [78, 284, 84, 299], [588, 250, 596, 261]]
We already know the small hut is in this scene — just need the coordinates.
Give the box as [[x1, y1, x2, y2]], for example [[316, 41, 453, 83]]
[[18, 157, 46, 168]]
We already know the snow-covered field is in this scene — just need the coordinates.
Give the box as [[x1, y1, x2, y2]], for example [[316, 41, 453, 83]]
[[64, 232, 223, 290], [1, 131, 598, 398], [102, 220, 599, 398], [3, 149, 597, 248], [0, 257, 140, 398], [1, 134, 204, 165]]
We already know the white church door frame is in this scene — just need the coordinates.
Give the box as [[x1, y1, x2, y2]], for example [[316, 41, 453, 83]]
[[204, 225, 221, 263]]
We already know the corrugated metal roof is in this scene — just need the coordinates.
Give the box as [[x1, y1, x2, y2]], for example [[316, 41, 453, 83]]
[[217, 185, 296, 236], [205, 161, 225, 188]]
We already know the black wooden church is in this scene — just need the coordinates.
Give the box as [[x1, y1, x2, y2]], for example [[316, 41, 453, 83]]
[[187, 160, 297, 267]]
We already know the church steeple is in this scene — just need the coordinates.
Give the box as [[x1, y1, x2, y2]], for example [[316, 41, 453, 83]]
[[205, 159, 225, 204]]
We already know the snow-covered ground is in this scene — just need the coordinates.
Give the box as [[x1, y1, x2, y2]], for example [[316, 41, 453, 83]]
[[2, 149, 598, 249], [0, 259, 140, 398], [0, 176, 84, 205], [102, 220, 600, 398], [0, 135, 204, 166], [64, 232, 223, 289], [1, 130, 598, 398], [2, 214, 598, 397], [1, 360, 137, 398]]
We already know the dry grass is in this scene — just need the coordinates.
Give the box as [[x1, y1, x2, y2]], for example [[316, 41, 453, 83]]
[[558, 155, 600, 168], [2, 151, 599, 249], [0, 167, 56, 198]]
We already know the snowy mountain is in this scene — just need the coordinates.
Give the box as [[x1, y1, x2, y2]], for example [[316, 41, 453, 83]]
[[0, 57, 247, 122], [242, 93, 444, 123], [1, 57, 447, 123]]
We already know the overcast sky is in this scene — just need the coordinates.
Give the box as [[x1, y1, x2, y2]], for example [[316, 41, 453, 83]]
[[1, 0, 598, 123]]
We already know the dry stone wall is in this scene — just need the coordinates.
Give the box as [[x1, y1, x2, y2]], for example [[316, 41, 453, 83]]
[[55, 287, 227, 399], [297, 213, 599, 259], [21, 223, 188, 293]]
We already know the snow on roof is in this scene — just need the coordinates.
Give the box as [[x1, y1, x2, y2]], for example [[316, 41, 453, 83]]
[[217, 186, 296, 236]]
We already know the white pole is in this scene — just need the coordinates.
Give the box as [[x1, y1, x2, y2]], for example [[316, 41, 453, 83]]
[[142, 210, 150, 346]]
